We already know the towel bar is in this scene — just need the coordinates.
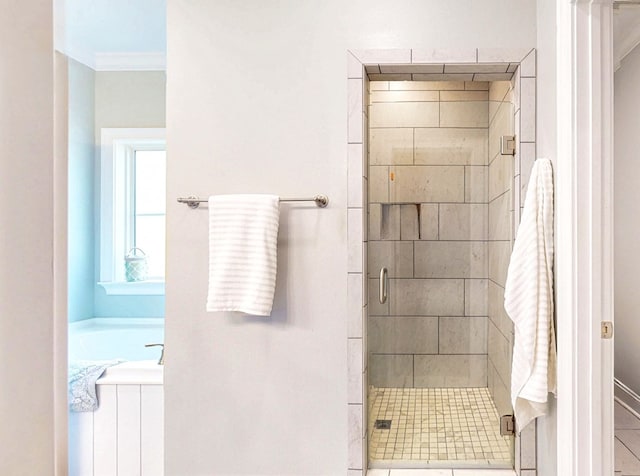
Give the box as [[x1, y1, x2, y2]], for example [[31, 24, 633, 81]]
[[177, 194, 329, 209]]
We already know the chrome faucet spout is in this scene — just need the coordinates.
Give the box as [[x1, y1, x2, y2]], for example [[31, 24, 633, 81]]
[[145, 343, 165, 365]]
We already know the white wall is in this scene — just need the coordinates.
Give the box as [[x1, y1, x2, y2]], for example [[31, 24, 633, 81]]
[[165, 1, 536, 474], [535, 0, 558, 474], [0, 0, 60, 473], [614, 43, 640, 395]]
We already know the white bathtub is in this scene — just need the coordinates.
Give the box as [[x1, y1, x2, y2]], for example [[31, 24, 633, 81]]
[[69, 317, 165, 362], [68, 318, 164, 476]]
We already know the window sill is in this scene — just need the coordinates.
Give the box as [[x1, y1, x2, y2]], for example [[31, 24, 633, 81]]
[[98, 280, 165, 296]]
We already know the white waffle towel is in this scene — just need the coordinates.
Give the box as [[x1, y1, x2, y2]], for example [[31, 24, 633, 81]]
[[504, 158, 557, 432], [206, 194, 280, 316]]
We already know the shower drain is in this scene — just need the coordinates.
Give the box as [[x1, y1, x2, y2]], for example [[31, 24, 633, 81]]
[[374, 419, 392, 430]]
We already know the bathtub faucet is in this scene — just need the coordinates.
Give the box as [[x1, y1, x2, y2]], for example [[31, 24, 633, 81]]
[[145, 343, 165, 365]]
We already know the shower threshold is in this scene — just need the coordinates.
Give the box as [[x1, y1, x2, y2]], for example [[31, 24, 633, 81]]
[[368, 387, 512, 468]]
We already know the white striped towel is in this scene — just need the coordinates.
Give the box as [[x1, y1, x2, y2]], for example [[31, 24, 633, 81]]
[[206, 194, 280, 316], [504, 158, 556, 432]]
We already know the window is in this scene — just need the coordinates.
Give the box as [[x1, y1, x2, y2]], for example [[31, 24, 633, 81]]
[[99, 128, 166, 295]]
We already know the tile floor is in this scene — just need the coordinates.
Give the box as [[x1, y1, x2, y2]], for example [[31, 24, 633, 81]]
[[367, 468, 516, 475], [368, 387, 512, 466], [615, 401, 640, 476]]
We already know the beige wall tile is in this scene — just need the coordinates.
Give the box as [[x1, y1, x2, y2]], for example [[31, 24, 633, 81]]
[[380, 204, 400, 240], [520, 49, 537, 78], [488, 241, 512, 287], [369, 102, 439, 128], [439, 203, 488, 240], [414, 355, 487, 387], [445, 63, 508, 74], [489, 100, 514, 159], [389, 81, 465, 91], [465, 81, 490, 91], [419, 203, 439, 240], [348, 143, 363, 208], [369, 128, 413, 166], [489, 360, 513, 417], [465, 166, 488, 203], [368, 278, 389, 316], [520, 422, 537, 468], [370, 90, 439, 103], [440, 90, 489, 101], [520, 143, 536, 203], [414, 241, 487, 279], [369, 354, 413, 387], [489, 81, 512, 102], [465, 279, 488, 316], [439, 316, 488, 354], [400, 204, 420, 240], [520, 77, 536, 142], [369, 81, 389, 91], [369, 203, 381, 241], [489, 191, 512, 241], [390, 166, 464, 203], [369, 316, 439, 353], [368, 241, 413, 278], [348, 273, 363, 338], [369, 166, 389, 202], [415, 128, 488, 166], [389, 279, 464, 316], [348, 405, 363, 468], [413, 73, 474, 81], [348, 78, 363, 144], [440, 101, 488, 128], [348, 339, 363, 403], [488, 320, 512, 389], [488, 280, 513, 338], [488, 155, 513, 201]]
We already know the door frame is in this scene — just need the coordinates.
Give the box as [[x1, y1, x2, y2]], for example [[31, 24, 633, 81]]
[[346, 47, 539, 474], [556, 1, 615, 475]]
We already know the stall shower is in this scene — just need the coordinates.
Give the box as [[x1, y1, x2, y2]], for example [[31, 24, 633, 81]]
[[366, 79, 516, 468]]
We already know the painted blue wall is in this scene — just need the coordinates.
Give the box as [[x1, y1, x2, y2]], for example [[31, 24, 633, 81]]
[[93, 289, 165, 317], [68, 67, 166, 320], [68, 59, 95, 322]]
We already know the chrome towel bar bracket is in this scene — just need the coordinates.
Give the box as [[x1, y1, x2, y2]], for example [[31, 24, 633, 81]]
[[177, 194, 329, 209]]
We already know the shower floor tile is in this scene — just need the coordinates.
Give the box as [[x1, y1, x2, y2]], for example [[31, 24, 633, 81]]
[[368, 387, 512, 466]]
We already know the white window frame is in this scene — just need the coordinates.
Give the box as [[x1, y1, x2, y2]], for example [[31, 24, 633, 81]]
[[98, 127, 166, 295]]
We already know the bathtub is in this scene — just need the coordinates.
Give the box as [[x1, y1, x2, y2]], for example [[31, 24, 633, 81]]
[[68, 318, 164, 476], [69, 317, 165, 361]]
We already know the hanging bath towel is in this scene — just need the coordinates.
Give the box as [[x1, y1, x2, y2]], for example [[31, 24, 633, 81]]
[[206, 194, 280, 316], [504, 158, 556, 432]]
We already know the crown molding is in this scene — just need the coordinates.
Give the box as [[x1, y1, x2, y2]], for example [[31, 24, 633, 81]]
[[94, 52, 166, 71]]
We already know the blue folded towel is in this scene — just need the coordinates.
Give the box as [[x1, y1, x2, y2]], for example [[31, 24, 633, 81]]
[[68, 360, 123, 412]]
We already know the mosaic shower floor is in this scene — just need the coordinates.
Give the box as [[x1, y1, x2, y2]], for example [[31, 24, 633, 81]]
[[368, 387, 512, 466]]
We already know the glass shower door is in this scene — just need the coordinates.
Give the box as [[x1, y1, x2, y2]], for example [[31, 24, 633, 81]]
[[366, 79, 515, 468]]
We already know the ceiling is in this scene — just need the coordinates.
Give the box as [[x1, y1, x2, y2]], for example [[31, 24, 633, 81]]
[[56, 1, 638, 71], [55, 0, 166, 70]]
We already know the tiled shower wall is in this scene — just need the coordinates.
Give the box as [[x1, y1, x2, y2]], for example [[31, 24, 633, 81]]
[[487, 81, 515, 419], [367, 81, 491, 388]]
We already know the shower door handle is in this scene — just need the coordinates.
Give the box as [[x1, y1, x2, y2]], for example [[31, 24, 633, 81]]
[[379, 267, 388, 304]]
